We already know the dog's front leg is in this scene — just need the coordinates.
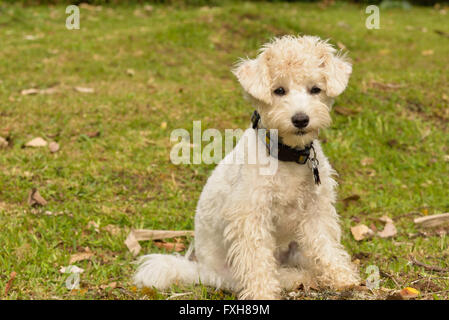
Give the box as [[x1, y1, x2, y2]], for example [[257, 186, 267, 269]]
[[297, 203, 360, 289], [224, 213, 280, 300]]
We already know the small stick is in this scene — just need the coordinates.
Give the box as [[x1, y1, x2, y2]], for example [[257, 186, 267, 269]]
[[410, 257, 449, 273], [166, 292, 193, 300], [379, 270, 401, 289], [414, 213, 449, 228], [422, 289, 449, 298]]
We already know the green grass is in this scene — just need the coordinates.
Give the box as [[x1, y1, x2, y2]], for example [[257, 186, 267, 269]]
[[1, 1, 449, 300]]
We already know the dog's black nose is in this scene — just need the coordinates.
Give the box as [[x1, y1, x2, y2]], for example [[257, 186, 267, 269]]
[[291, 112, 309, 129]]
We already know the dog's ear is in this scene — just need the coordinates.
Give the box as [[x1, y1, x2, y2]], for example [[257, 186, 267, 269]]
[[232, 58, 271, 104], [323, 54, 352, 97]]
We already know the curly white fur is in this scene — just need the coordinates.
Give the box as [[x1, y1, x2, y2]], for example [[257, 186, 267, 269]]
[[134, 35, 360, 299]]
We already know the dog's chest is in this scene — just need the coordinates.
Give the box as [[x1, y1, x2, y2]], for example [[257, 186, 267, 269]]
[[268, 161, 316, 206], [266, 161, 318, 238]]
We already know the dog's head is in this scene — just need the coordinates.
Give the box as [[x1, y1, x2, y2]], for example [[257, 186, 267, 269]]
[[233, 35, 352, 147]]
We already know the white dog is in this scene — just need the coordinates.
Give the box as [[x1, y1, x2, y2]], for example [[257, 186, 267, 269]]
[[134, 35, 360, 299]]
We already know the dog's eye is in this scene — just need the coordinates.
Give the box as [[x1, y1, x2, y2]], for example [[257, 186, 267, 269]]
[[273, 87, 286, 96], [310, 86, 321, 95]]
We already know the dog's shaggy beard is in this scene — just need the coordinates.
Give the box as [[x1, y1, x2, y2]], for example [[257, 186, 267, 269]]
[[258, 101, 331, 148]]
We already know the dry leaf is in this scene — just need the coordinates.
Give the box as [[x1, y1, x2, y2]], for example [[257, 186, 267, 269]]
[[25, 35, 38, 40], [79, 3, 98, 10], [387, 139, 398, 148], [336, 42, 346, 50], [4, 271, 17, 296], [421, 50, 434, 56], [126, 69, 135, 76], [125, 231, 141, 256], [69, 252, 94, 264], [351, 224, 374, 241], [134, 50, 144, 57], [154, 241, 185, 252], [361, 157, 374, 166], [100, 282, 117, 290], [160, 122, 167, 129], [49, 141, 60, 153], [377, 215, 397, 238], [74, 86, 95, 93], [28, 188, 48, 207], [25, 137, 48, 148], [60, 265, 84, 274], [104, 224, 121, 236], [133, 9, 144, 17], [69, 288, 87, 295], [414, 213, 449, 228], [379, 216, 393, 224], [88, 221, 100, 232], [399, 287, 419, 299], [86, 131, 100, 138], [0, 137, 8, 148], [342, 194, 360, 203], [0, 128, 9, 136], [342, 194, 360, 208]]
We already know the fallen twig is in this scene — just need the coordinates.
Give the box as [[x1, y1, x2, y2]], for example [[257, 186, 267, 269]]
[[166, 292, 193, 300], [410, 275, 449, 284], [422, 289, 449, 298], [380, 270, 401, 289], [410, 257, 449, 273], [414, 213, 449, 228], [125, 229, 194, 256]]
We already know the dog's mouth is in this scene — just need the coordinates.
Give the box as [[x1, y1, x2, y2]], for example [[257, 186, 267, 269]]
[[294, 129, 309, 136]]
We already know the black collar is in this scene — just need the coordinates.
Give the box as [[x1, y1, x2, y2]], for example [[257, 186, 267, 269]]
[[251, 110, 321, 184], [251, 110, 312, 165]]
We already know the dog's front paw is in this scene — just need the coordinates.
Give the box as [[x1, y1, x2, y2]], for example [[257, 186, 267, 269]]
[[319, 267, 361, 290], [238, 285, 281, 300], [239, 290, 280, 300], [279, 268, 318, 291]]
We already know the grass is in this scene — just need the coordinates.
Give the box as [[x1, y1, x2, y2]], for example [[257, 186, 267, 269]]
[[0, 1, 449, 300]]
